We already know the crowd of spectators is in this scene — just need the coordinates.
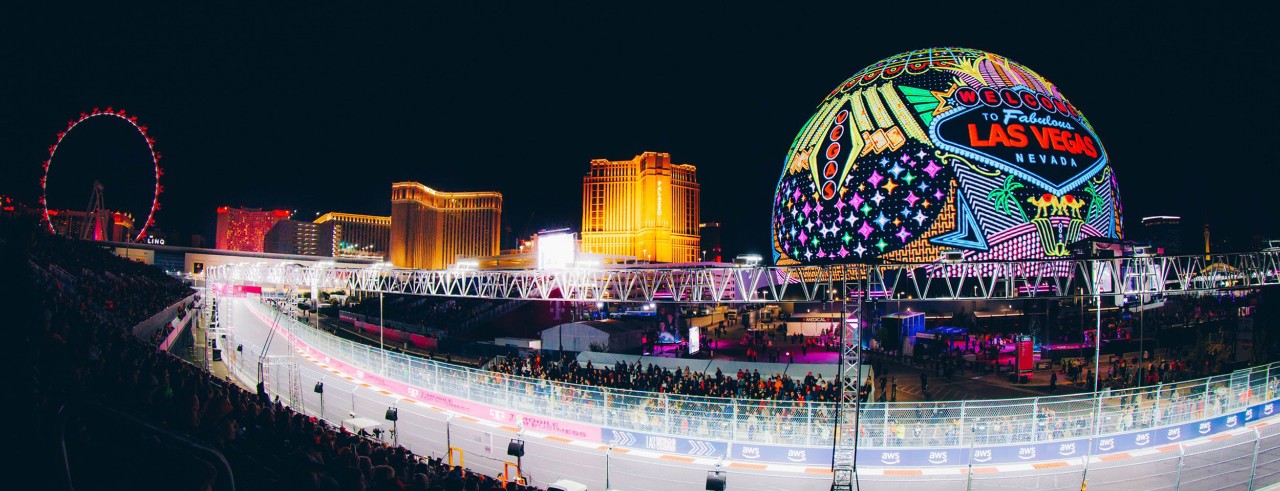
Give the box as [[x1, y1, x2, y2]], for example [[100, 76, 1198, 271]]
[[347, 295, 490, 336], [2, 217, 539, 491], [489, 353, 848, 403]]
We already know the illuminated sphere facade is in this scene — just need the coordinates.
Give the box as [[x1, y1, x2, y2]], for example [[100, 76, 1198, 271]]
[[772, 48, 1122, 265]]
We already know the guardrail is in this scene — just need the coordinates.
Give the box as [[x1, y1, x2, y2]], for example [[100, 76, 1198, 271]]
[[238, 300, 1280, 466]]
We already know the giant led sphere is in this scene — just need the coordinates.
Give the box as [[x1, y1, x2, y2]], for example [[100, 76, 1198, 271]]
[[772, 48, 1123, 265]]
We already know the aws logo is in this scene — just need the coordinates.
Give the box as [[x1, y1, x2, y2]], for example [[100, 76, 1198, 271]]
[[787, 450, 807, 462], [928, 451, 948, 464], [1247, 408, 1255, 421], [1098, 438, 1115, 451], [1199, 422, 1212, 434], [1227, 415, 1239, 428], [1266, 404, 1275, 416], [1135, 433, 1150, 446], [1018, 447, 1036, 460], [1167, 428, 1181, 441], [880, 452, 901, 465], [1058, 443, 1076, 456], [972, 449, 993, 463], [740, 447, 761, 460]]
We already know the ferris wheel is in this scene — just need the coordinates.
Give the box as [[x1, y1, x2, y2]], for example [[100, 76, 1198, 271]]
[[39, 107, 163, 243]]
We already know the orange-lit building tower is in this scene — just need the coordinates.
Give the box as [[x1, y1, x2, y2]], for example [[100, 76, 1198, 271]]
[[581, 152, 700, 263], [215, 206, 291, 252], [315, 212, 391, 259], [389, 182, 502, 269]]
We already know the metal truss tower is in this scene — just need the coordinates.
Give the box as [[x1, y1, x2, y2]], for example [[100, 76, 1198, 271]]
[[832, 265, 865, 491]]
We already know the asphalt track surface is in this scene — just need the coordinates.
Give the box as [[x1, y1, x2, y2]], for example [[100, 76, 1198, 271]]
[[222, 298, 1280, 491]]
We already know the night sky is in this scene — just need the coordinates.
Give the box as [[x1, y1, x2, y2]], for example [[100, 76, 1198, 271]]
[[2, 4, 1275, 258]]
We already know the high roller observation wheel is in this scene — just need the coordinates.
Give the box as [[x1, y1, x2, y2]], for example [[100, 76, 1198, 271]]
[[40, 107, 162, 243]]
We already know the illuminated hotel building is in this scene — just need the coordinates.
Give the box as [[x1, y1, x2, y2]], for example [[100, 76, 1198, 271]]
[[315, 212, 390, 259], [699, 222, 722, 262], [49, 209, 134, 242], [1141, 215, 1184, 256], [581, 152, 700, 263], [389, 182, 502, 269], [215, 207, 291, 252], [264, 219, 335, 256]]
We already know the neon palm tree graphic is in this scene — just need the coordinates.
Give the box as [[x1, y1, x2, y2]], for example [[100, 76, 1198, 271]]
[[1083, 184, 1103, 221], [987, 175, 1027, 221]]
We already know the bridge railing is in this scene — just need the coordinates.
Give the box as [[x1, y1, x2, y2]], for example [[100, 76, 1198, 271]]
[[209, 250, 1280, 303], [247, 300, 1280, 449]]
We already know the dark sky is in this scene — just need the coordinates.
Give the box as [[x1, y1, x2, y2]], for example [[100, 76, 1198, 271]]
[[2, 3, 1274, 257]]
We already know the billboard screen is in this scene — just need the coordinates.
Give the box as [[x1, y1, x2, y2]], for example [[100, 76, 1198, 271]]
[[772, 48, 1123, 268], [536, 232, 576, 270], [688, 326, 701, 354]]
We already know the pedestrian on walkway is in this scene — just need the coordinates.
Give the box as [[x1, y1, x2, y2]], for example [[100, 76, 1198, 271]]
[[891, 376, 898, 402], [1049, 371, 1057, 393], [920, 372, 928, 393]]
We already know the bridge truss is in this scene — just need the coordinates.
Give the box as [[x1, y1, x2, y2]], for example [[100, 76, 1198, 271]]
[[206, 251, 1280, 490], [209, 252, 1280, 304]]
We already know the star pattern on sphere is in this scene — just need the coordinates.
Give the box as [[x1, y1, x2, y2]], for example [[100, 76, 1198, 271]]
[[842, 231, 852, 244], [805, 220, 815, 231], [834, 199, 845, 211], [792, 188, 802, 201], [853, 243, 867, 256], [837, 245, 850, 258], [883, 157, 893, 166], [895, 227, 912, 243], [804, 249, 813, 260], [850, 193, 864, 209], [867, 170, 883, 187], [814, 201, 824, 214], [797, 230, 807, 244], [900, 205, 911, 218], [811, 236, 820, 247], [875, 238, 889, 251], [923, 160, 942, 178], [934, 189, 945, 201], [915, 149, 928, 160], [882, 178, 898, 195], [903, 171, 916, 185], [858, 222, 874, 239], [860, 203, 872, 216], [898, 154, 911, 164], [821, 224, 837, 237], [816, 249, 827, 258], [802, 202, 812, 216], [917, 180, 930, 192], [888, 162, 905, 178], [913, 210, 928, 226], [844, 213, 857, 226], [870, 191, 885, 206], [874, 212, 890, 230]]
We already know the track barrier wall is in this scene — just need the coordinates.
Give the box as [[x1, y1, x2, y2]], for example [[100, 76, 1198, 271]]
[[225, 299, 1280, 490]]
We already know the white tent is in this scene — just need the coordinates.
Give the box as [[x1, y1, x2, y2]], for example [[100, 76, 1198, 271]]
[[540, 320, 644, 352]]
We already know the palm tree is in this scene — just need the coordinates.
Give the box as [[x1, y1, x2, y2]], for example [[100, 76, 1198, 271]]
[[1083, 184, 1104, 221], [987, 175, 1027, 221]]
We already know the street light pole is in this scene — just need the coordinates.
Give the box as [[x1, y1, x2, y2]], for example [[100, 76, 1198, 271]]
[[380, 288, 386, 375]]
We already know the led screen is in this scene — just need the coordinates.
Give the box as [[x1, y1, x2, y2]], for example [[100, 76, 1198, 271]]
[[688, 326, 701, 354], [772, 48, 1123, 266], [536, 232, 576, 270]]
